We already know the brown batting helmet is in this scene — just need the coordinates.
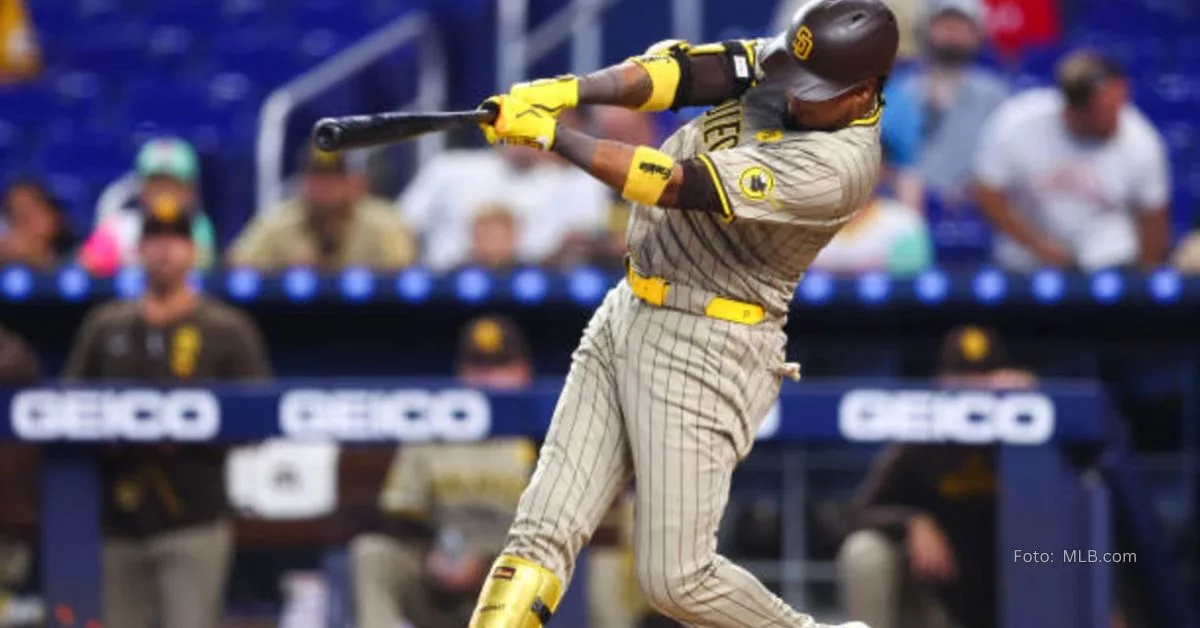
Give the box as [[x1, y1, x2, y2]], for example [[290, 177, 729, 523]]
[[761, 0, 900, 101]]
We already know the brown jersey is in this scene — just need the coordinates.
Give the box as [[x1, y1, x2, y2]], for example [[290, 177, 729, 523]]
[[63, 296, 271, 538], [626, 40, 882, 318]]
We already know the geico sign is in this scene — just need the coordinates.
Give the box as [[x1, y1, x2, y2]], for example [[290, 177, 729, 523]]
[[279, 389, 491, 441], [838, 390, 1054, 445], [10, 390, 220, 441]]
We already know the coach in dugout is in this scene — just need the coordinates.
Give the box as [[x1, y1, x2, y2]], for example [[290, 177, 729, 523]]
[[63, 195, 271, 628], [351, 315, 646, 628], [834, 326, 1033, 628]]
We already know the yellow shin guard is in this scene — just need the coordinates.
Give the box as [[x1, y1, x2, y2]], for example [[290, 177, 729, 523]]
[[469, 555, 564, 628]]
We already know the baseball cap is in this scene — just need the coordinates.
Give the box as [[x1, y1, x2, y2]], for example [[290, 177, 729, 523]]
[[456, 316, 530, 369], [298, 144, 357, 175], [760, 0, 899, 101], [140, 193, 195, 240], [1056, 50, 1124, 110], [136, 137, 199, 183], [937, 325, 1012, 375]]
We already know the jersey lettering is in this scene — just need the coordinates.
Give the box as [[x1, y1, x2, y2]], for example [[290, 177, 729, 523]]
[[702, 100, 743, 151]]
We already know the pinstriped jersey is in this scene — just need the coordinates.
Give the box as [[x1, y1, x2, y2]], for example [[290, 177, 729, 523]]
[[625, 42, 883, 318]]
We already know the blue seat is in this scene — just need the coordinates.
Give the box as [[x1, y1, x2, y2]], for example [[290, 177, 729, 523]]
[[60, 22, 151, 74], [0, 85, 60, 126], [49, 70, 106, 116], [33, 132, 131, 176], [144, 23, 201, 73]]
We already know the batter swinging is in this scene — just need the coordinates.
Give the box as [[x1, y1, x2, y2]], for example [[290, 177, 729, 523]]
[[471, 1, 899, 626]]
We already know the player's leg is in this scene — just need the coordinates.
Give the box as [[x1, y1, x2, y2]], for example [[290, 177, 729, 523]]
[[151, 519, 233, 628], [102, 537, 156, 628], [350, 533, 422, 628], [836, 529, 902, 628], [622, 309, 828, 627], [471, 291, 633, 628]]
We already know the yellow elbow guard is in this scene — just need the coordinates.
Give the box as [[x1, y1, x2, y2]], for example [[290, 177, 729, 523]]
[[622, 147, 675, 205], [628, 54, 681, 112]]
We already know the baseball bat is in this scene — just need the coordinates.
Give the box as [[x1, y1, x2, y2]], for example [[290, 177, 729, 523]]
[[312, 106, 499, 151]]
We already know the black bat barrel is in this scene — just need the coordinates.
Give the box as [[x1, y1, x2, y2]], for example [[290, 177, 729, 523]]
[[311, 108, 498, 151]]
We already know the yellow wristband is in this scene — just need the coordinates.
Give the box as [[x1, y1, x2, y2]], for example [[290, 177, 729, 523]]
[[629, 54, 681, 112], [622, 146, 676, 206]]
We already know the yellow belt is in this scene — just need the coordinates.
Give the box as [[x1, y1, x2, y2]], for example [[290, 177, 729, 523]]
[[626, 264, 765, 325]]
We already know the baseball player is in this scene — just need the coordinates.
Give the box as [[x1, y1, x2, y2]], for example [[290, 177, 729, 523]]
[[469, 1, 899, 627]]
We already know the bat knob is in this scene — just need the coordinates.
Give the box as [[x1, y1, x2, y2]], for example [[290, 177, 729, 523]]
[[312, 118, 342, 152]]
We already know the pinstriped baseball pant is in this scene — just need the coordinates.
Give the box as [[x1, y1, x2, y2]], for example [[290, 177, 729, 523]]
[[505, 282, 817, 627]]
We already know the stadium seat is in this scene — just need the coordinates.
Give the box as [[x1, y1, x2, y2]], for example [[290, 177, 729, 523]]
[[0, 85, 59, 126]]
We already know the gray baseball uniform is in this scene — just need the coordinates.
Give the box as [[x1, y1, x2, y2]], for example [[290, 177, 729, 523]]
[[502, 39, 882, 627]]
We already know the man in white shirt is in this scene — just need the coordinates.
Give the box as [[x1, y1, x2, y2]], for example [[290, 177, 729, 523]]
[[973, 50, 1171, 272], [397, 124, 609, 271]]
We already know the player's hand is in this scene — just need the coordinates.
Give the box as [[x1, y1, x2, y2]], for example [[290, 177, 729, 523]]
[[509, 75, 579, 117], [906, 514, 957, 583], [479, 95, 558, 151]]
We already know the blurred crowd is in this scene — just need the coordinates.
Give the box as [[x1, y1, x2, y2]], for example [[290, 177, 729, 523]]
[[3, 0, 1200, 278]]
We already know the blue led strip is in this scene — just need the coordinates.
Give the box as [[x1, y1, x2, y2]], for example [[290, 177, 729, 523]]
[[1, 266, 1199, 307]]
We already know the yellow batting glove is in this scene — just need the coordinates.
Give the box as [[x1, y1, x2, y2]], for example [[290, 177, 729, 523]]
[[478, 95, 558, 151], [509, 75, 580, 117]]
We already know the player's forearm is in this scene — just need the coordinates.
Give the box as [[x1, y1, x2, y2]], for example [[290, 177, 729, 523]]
[[553, 125, 683, 206], [553, 126, 725, 213], [576, 49, 747, 110], [577, 63, 655, 109]]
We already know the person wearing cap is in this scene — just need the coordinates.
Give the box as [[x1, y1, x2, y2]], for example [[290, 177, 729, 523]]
[[227, 145, 415, 271], [80, 137, 218, 276], [352, 315, 648, 628], [973, 50, 1170, 272], [63, 193, 271, 628], [885, 0, 1009, 221], [835, 326, 1033, 628]]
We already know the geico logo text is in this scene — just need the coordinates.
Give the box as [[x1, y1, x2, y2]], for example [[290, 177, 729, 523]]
[[838, 390, 1054, 444], [279, 389, 492, 441], [10, 389, 221, 441]]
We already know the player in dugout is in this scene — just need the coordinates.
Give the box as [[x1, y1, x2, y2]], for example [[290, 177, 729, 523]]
[[834, 326, 1034, 628], [351, 315, 648, 628], [63, 194, 272, 628]]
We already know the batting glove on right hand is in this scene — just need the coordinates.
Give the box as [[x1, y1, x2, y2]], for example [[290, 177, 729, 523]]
[[509, 75, 580, 117], [478, 95, 558, 151]]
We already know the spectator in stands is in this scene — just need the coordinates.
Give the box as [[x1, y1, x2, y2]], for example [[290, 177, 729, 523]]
[[0, 0, 39, 83], [469, 204, 520, 271], [63, 196, 271, 628], [974, 51, 1171, 271], [0, 177, 77, 269], [398, 111, 608, 271], [228, 145, 415, 270], [887, 0, 1009, 221], [812, 192, 933, 276], [352, 315, 646, 628], [0, 324, 40, 619], [80, 137, 218, 276], [835, 325, 1033, 628]]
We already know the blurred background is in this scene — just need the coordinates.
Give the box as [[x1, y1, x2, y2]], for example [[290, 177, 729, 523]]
[[0, 0, 1198, 626]]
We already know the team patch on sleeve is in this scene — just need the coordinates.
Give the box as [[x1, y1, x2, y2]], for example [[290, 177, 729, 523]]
[[738, 166, 775, 201]]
